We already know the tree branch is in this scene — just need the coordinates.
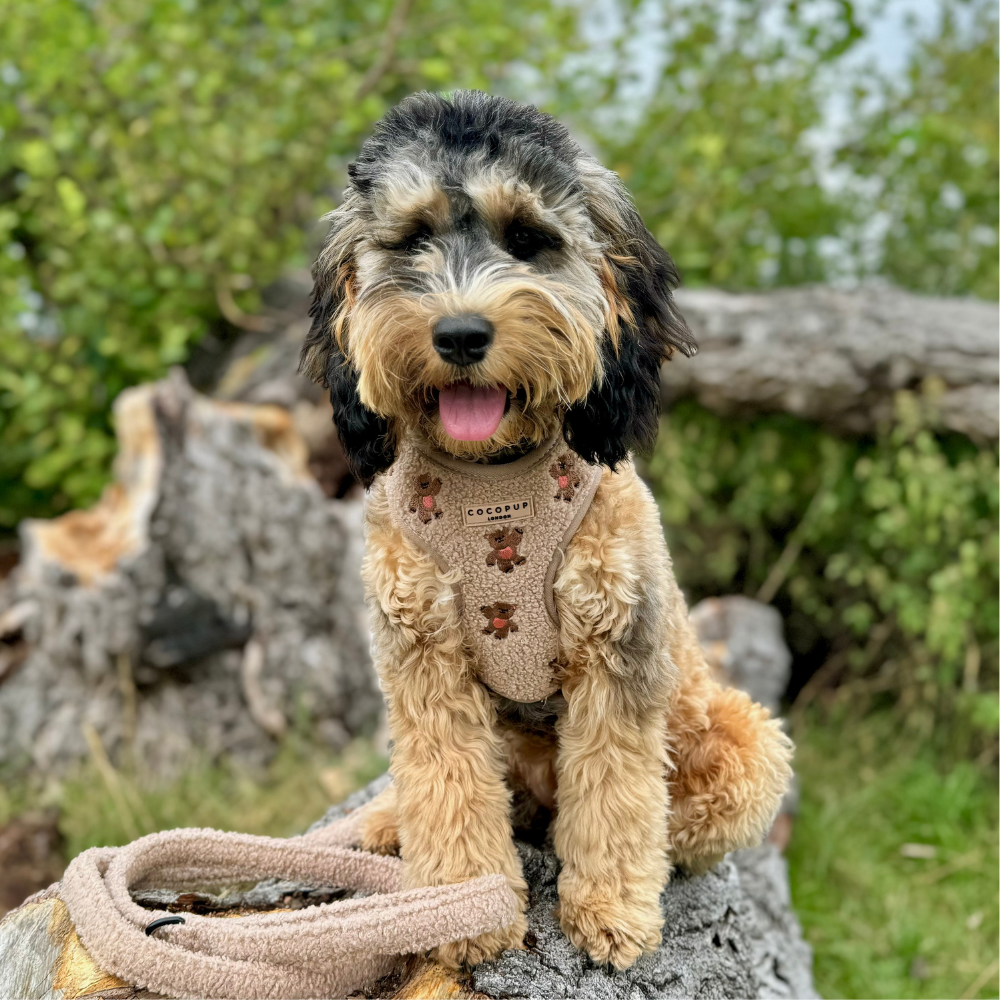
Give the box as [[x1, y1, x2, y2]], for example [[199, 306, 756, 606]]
[[356, 0, 415, 100]]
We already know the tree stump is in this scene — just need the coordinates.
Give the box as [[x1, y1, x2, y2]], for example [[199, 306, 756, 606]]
[[0, 593, 813, 998], [0, 369, 380, 779]]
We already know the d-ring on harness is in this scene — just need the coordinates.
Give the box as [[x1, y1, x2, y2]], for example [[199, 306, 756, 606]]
[[59, 799, 519, 1000]]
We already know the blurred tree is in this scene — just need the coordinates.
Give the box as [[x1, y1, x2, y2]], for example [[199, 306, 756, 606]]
[[581, 0, 863, 288], [0, 0, 996, 532], [0, 0, 576, 525], [837, 0, 999, 298]]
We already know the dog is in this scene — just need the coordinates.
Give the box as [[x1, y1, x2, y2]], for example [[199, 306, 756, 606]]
[[300, 91, 792, 971]]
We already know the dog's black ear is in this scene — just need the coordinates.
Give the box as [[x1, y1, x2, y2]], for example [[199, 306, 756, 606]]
[[564, 161, 697, 469], [324, 347, 395, 488], [299, 200, 395, 486]]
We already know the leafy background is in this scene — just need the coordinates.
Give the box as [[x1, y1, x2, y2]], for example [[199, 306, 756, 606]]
[[1, 0, 995, 528], [0, 1, 997, 996]]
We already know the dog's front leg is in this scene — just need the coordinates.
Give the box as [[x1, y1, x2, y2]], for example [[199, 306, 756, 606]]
[[552, 667, 670, 969], [387, 664, 529, 966], [363, 493, 528, 967], [552, 471, 673, 970]]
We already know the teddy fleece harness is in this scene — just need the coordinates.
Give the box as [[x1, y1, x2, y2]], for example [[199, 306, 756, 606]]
[[57, 800, 519, 1000], [384, 432, 604, 703]]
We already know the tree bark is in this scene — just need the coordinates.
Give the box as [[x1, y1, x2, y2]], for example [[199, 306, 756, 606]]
[[0, 592, 813, 999], [0, 369, 380, 779], [0, 772, 816, 1000]]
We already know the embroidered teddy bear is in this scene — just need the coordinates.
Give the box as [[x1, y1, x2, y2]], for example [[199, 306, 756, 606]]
[[549, 454, 580, 502], [480, 602, 518, 639], [484, 527, 527, 574], [408, 473, 443, 523]]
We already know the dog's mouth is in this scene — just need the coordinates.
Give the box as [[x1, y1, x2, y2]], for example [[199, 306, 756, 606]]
[[435, 383, 510, 441]]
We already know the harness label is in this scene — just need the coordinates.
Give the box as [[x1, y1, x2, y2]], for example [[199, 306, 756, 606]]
[[462, 496, 535, 526]]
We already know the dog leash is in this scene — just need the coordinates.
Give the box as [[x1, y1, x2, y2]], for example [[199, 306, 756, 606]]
[[59, 804, 520, 1000]]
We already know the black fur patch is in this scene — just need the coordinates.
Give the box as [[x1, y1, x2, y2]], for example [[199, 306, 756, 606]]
[[564, 181, 696, 469], [325, 348, 394, 487], [349, 91, 581, 199]]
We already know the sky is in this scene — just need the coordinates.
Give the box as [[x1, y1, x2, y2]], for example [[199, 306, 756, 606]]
[[579, 0, 944, 126]]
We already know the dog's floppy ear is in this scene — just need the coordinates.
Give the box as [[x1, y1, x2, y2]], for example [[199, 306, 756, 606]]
[[563, 161, 697, 469], [299, 200, 395, 487]]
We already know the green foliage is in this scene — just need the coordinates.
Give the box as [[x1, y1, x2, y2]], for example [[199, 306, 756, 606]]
[[0, 0, 575, 526], [0, 0, 996, 538], [788, 712, 999, 999], [647, 390, 999, 746], [839, 0, 999, 298], [580, 0, 998, 294]]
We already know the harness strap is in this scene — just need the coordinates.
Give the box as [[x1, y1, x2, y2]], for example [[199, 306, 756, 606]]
[[59, 802, 519, 1000]]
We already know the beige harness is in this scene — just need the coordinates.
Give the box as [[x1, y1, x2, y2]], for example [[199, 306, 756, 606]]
[[384, 433, 603, 702]]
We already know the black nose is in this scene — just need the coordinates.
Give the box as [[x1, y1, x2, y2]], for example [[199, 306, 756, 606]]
[[432, 315, 494, 367]]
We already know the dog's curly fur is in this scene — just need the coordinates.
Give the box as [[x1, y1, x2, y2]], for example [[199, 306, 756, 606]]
[[301, 90, 793, 971]]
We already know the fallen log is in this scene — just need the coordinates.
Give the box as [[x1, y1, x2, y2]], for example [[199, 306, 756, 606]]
[[0, 369, 380, 779], [0, 772, 816, 1000], [210, 273, 1000, 442], [666, 285, 998, 440]]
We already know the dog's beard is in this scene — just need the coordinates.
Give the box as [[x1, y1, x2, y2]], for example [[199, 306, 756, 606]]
[[344, 269, 605, 460]]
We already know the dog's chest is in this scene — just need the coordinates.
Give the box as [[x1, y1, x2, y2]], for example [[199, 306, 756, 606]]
[[382, 434, 603, 702]]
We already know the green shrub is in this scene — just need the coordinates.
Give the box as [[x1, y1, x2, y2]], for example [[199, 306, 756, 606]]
[[646, 389, 999, 750], [594, 1, 852, 289], [0, 0, 574, 526]]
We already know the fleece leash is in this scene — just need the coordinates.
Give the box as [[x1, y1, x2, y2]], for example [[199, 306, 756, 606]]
[[58, 802, 519, 1000]]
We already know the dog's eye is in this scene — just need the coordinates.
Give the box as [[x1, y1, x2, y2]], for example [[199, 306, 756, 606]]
[[383, 223, 432, 254], [505, 222, 560, 261]]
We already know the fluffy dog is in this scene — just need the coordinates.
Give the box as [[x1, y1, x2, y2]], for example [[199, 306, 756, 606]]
[[301, 91, 792, 971]]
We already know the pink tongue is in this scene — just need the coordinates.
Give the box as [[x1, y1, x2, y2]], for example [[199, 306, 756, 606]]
[[438, 383, 507, 441]]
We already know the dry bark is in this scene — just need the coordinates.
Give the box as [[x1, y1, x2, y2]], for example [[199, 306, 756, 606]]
[[213, 274, 999, 442], [0, 369, 379, 779], [665, 285, 998, 439]]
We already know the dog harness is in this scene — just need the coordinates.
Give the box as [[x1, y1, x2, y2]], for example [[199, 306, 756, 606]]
[[384, 432, 604, 702]]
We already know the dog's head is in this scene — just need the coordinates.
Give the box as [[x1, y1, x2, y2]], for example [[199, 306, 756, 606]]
[[301, 91, 695, 484]]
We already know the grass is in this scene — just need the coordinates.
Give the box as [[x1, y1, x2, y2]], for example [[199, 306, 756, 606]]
[[787, 712, 1000, 1000], [0, 735, 388, 860]]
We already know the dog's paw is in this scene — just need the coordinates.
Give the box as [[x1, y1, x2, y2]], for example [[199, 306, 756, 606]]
[[557, 882, 662, 970], [359, 801, 400, 856], [431, 911, 528, 968]]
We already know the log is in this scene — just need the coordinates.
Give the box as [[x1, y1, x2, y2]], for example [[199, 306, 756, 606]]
[[0, 773, 816, 1000], [0, 369, 380, 779], [666, 285, 999, 440], [0, 597, 813, 999], [211, 274, 999, 442]]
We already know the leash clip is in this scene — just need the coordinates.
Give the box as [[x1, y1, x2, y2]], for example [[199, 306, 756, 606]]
[[145, 914, 186, 936]]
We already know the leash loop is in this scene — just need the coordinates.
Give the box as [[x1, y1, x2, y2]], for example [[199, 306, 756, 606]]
[[60, 799, 521, 1000]]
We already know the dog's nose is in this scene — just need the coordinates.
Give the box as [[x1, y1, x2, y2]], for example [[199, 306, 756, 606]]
[[432, 315, 494, 366]]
